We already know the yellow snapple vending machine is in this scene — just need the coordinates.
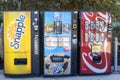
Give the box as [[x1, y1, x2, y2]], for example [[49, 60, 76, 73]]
[[4, 11, 40, 77]]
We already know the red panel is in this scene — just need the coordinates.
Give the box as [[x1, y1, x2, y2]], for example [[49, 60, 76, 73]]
[[80, 12, 112, 74]]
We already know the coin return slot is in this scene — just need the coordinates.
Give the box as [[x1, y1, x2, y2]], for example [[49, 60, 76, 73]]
[[14, 58, 27, 65], [93, 56, 101, 64], [50, 55, 64, 62]]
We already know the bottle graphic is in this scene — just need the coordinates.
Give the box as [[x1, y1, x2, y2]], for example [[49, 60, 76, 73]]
[[100, 21, 104, 31], [95, 33, 99, 42], [90, 33, 94, 42], [85, 32, 89, 42], [96, 21, 100, 31], [100, 33, 104, 42], [54, 21, 62, 34], [90, 21, 95, 30], [85, 20, 89, 30]]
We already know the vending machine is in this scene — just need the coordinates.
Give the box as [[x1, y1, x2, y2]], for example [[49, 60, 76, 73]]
[[4, 11, 40, 76], [79, 12, 112, 75], [43, 11, 78, 76]]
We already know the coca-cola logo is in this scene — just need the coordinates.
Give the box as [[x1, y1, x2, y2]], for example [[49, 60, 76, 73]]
[[81, 12, 111, 73]]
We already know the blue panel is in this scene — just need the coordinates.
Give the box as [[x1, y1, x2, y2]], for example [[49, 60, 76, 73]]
[[44, 12, 72, 75]]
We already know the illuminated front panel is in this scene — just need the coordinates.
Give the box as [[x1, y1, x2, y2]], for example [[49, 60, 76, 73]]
[[4, 12, 31, 74], [44, 12, 72, 75]]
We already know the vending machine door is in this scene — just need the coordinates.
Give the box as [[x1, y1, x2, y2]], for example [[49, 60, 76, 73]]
[[79, 12, 112, 75], [4, 11, 40, 76], [43, 11, 78, 76]]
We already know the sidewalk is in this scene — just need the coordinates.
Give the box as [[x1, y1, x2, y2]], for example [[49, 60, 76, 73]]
[[0, 70, 120, 80]]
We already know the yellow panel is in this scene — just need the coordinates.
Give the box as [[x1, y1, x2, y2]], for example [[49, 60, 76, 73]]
[[4, 11, 31, 74], [92, 45, 101, 53], [92, 45, 101, 51]]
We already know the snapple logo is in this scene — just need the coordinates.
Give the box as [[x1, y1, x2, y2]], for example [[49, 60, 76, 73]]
[[10, 15, 26, 49]]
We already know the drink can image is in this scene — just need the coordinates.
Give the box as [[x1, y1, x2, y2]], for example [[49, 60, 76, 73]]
[[54, 21, 62, 34], [95, 33, 100, 42], [90, 33, 94, 42], [85, 20, 90, 30], [85, 32, 89, 42], [96, 21, 100, 31], [100, 21, 105, 31], [90, 21, 95, 30], [100, 33, 105, 42]]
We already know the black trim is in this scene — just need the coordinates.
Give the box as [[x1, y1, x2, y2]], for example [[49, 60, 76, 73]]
[[40, 11, 44, 76], [31, 11, 40, 75], [71, 11, 78, 76], [77, 11, 81, 75], [0, 12, 3, 70]]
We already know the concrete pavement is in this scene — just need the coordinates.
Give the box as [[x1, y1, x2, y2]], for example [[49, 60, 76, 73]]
[[0, 70, 120, 80]]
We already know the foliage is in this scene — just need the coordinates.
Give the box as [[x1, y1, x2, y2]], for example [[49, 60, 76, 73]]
[[0, 0, 120, 21]]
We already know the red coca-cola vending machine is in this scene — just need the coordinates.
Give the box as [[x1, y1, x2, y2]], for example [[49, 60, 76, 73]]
[[79, 12, 112, 75]]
